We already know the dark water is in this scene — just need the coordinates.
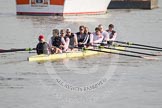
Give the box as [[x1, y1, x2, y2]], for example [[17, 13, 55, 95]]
[[0, 0, 162, 108]]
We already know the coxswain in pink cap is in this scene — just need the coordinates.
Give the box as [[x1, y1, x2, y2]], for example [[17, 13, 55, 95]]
[[36, 35, 50, 55]]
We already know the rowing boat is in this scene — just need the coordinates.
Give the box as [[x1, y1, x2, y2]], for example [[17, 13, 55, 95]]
[[28, 46, 125, 62]]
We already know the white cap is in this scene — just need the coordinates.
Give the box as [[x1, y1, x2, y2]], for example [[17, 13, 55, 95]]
[[66, 28, 71, 32]]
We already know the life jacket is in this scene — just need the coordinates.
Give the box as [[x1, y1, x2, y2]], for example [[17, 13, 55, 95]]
[[36, 42, 49, 55], [67, 33, 75, 49], [76, 32, 91, 44], [51, 36, 61, 48], [76, 32, 87, 43]]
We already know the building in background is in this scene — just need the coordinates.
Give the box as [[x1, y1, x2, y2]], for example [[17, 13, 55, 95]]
[[16, 0, 111, 15]]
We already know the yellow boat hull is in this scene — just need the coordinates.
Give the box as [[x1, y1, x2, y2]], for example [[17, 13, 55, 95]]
[[28, 47, 125, 62]]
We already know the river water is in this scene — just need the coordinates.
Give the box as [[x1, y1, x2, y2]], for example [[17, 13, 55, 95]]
[[0, 0, 162, 108]]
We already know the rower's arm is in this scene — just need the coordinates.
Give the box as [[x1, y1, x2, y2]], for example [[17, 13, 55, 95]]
[[93, 35, 104, 44], [64, 38, 70, 51], [74, 34, 78, 46], [82, 34, 90, 44], [103, 31, 109, 42], [89, 34, 94, 45], [61, 37, 66, 45]]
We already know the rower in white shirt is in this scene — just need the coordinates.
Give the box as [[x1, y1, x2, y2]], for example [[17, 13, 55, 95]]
[[106, 24, 117, 41], [92, 27, 104, 44]]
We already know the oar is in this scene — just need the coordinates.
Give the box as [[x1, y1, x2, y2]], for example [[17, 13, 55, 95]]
[[114, 41, 162, 50], [100, 46, 160, 56], [114, 44, 162, 52], [84, 48, 159, 60], [0, 48, 36, 53]]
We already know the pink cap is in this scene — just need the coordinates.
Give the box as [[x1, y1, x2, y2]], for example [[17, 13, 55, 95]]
[[38, 35, 44, 40]]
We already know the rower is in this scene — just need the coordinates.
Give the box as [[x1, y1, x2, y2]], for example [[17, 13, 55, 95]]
[[98, 24, 109, 42], [60, 29, 70, 52], [49, 29, 59, 48], [92, 27, 104, 44], [50, 29, 62, 54], [36, 35, 50, 55], [106, 24, 117, 41], [65, 28, 78, 50], [84, 26, 93, 46], [76, 25, 89, 47]]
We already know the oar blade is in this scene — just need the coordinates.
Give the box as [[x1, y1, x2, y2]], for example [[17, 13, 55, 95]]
[[142, 56, 159, 60]]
